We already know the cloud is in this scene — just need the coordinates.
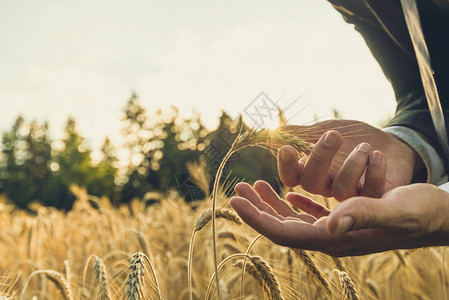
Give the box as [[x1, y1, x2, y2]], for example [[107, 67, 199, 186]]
[[135, 20, 396, 128], [0, 17, 396, 150]]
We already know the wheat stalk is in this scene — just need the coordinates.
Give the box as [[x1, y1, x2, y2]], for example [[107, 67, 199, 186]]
[[240, 234, 263, 299], [188, 208, 242, 300], [210, 125, 313, 297]]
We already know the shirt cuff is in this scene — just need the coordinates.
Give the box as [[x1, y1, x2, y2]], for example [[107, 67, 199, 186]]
[[383, 126, 448, 185], [439, 181, 449, 193]]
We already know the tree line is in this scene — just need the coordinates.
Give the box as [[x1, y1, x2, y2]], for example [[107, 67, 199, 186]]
[[0, 94, 279, 209]]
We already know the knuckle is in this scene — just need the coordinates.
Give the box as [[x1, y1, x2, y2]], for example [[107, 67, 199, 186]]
[[363, 178, 385, 198], [331, 183, 353, 200], [310, 148, 333, 165], [346, 155, 368, 170], [363, 188, 383, 199], [300, 179, 321, 195], [366, 174, 384, 185], [363, 184, 384, 198]]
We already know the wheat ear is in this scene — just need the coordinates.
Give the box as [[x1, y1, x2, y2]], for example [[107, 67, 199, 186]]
[[125, 252, 162, 300], [94, 256, 112, 300], [293, 249, 332, 296], [64, 260, 73, 298], [195, 208, 242, 232], [21, 270, 74, 300], [188, 208, 242, 300], [205, 253, 283, 300], [125, 253, 144, 300], [240, 234, 263, 299], [234, 260, 264, 288], [250, 255, 284, 300], [339, 271, 359, 300], [135, 230, 150, 258]]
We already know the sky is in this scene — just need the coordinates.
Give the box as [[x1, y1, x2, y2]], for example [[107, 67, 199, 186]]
[[0, 0, 396, 150]]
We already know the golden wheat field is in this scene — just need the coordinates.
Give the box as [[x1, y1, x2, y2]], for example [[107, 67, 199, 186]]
[[0, 178, 448, 300]]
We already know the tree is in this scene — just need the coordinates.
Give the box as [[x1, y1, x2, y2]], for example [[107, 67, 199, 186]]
[[38, 118, 89, 208], [0, 116, 52, 208], [88, 137, 120, 205]]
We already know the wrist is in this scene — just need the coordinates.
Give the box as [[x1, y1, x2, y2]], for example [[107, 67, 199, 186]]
[[383, 126, 446, 184], [410, 143, 425, 178], [386, 132, 425, 181]]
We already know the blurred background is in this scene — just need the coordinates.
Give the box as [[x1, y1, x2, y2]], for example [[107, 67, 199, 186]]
[[0, 0, 396, 209]]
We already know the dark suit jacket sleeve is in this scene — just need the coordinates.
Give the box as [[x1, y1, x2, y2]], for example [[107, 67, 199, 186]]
[[329, 0, 449, 158]]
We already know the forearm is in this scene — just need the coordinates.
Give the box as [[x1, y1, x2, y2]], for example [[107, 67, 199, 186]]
[[330, 0, 449, 173]]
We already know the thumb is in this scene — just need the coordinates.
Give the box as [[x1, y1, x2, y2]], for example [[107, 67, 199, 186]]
[[326, 197, 394, 235]]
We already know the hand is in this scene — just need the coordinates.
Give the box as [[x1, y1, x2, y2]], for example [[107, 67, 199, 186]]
[[230, 180, 449, 256], [278, 120, 423, 200]]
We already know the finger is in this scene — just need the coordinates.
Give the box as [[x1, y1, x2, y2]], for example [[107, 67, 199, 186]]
[[253, 180, 302, 218], [277, 145, 304, 187], [363, 151, 386, 198], [285, 192, 331, 218], [234, 182, 281, 218], [301, 130, 342, 195], [331, 142, 372, 201], [230, 197, 325, 248], [326, 196, 393, 235]]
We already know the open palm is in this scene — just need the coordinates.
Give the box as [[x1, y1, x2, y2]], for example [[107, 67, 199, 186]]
[[230, 181, 449, 256]]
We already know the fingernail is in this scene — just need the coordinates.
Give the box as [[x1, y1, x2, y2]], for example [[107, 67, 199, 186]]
[[279, 148, 290, 162], [323, 131, 339, 147], [333, 216, 354, 235], [357, 143, 371, 154], [371, 151, 382, 164]]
